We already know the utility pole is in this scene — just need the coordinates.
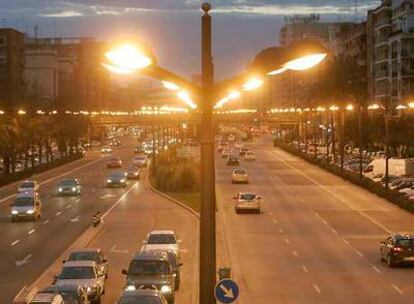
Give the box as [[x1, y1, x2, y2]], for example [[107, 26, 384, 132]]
[[200, 3, 216, 304]]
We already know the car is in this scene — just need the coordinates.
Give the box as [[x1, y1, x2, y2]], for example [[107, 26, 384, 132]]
[[107, 171, 127, 188], [122, 251, 175, 304], [41, 284, 90, 304], [116, 289, 168, 304], [233, 192, 262, 214], [17, 180, 39, 193], [227, 155, 239, 166], [227, 134, 236, 141], [134, 145, 144, 154], [140, 250, 182, 291], [64, 249, 108, 279], [231, 168, 249, 184], [244, 151, 256, 161], [54, 261, 105, 304], [126, 165, 140, 180], [106, 157, 122, 168], [133, 155, 148, 167], [221, 149, 230, 159], [30, 292, 64, 304], [141, 230, 181, 260], [10, 192, 42, 222], [57, 179, 81, 196], [239, 147, 249, 156], [100, 146, 112, 154], [380, 234, 414, 267]]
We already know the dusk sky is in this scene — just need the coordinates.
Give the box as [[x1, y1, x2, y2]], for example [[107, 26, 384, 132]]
[[1, 0, 380, 80]]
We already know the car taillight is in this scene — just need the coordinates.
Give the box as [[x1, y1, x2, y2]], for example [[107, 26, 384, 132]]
[[393, 247, 403, 252]]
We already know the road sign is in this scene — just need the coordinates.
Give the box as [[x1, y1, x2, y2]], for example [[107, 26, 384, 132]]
[[214, 279, 239, 303]]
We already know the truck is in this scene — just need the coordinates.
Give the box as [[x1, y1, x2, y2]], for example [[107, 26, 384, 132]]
[[365, 158, 414, 177]]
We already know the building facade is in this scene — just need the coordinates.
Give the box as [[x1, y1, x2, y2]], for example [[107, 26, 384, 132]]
[[0, 28, 25, 109]]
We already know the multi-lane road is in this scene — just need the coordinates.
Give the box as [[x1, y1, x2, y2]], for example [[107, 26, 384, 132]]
[[216, 136, 414, 304], [2, 134, 414, 303]]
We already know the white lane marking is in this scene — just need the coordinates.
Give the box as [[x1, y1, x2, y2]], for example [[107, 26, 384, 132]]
[[284, 238, 290, 244], [355, 250, 363, 257], [278, 228, 284, 233], [322, 219, 329, 225], [0, 158, 102, 205], [70, 215, 80, 223], [302, 265, 309, 273], [66, 204, 72, 209], [110, 244, 129, 254], [392, 284, 404, 295], [273, 219, 278, 224], [15, 254, 32, 267], [313, 284, 321, 294], [343, 239, 350, 245], [372, 265, 381, 274], [28, 229, 36, 235], [42, 220, 49, 224], [292, 250, 299, 257], [331, 228, 338, 234], [101, 183, 138, 220], [10, 240, 20, 246], [55, 211, 62, 216], [274, 152, 393, 234], [74, 199, 80, 204]]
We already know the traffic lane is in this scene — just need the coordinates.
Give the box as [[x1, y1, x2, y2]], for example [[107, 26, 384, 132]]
[[0, 144, 133, 250], [216, 149, 408, 303], [0, 179, 140, 302], [83, 179, 199, 304], [263, 145, 414, 299]]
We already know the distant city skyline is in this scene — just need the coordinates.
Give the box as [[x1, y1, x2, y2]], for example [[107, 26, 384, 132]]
[[0, 0, 380, 79]]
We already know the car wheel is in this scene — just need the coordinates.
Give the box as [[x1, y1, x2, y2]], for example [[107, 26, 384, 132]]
[[380, 249, 385, 262], [175, 278, 180, 291], [94, 297, 101, 304], [235, 208, 239, 214], [387, 255, 395, 268]]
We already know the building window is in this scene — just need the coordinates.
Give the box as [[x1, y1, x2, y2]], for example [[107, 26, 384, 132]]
[[0, 36, 5, 46]]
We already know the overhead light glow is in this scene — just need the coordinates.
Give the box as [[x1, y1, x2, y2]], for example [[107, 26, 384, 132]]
[[177, 91, 197, 109], [329, 105, 339, 111], [346, 104, 354, 111], [17, 110, 26, 115], [242, 78, 264, 91], [284, 53, 327, 71], [368, 103, 380, 110], [396, 104, 407, 110], [267, 67, 287, 76], [162, 81, 180, 91], [408, 102, 414, 109], [316, 107, 326, 112], [104, 44, 152, 73]]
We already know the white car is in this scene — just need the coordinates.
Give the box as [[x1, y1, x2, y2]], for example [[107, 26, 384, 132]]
[[141, 230, 181, 259], [17, 180, 39, 193], [101, 146, 112, 154], [231, 168, 249, 184], [233, 192, 262, 214], [244, 151, 256, 161], [133, 155, 148, 167]]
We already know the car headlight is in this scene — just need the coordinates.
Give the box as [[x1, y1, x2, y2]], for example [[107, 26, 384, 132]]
[[11, 210, 18, 215], [86, 286, 97, 293], [160, 285, 172, 293], [71, 187, 77, 192], [125, 285, 136, 291], [58, 187, 63, 192], [107, 179, 112, 183], [26, 209, 34, 214], [135, 172, 139, 176], [120, 179, 126, 183]]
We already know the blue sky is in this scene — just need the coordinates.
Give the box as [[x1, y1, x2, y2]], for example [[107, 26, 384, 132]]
[[0, 0, 380, 79]]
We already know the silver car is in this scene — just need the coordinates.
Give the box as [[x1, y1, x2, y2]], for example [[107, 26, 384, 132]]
[[10, 192, 42, 222], [141, 230, 181, 260], [64, 248, 108, 279], [234, 192, 262, 214], [54, 261, 105, 304]]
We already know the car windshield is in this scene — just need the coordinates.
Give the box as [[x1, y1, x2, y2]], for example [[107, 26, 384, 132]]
[[128, 260, 171, 275], [148, 234, 176, 244], [239, 194, 256, 200], [120, 296, 161, 304], [110, 172, 125, 178], [234, 170, 246, 174], [396, 239, 414, 248], [13, 197, 34, 206], [135, 156, 145, 160], [60, 179, 76, 186], [20, 182, 34, 188], [128, 166, 138, 171], [59, 266, 96, 279], [68, 252, 100, 263], [109, 157, 119, 161]]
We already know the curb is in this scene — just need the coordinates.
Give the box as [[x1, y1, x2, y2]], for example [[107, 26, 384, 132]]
[[145, 173, 200, 219]]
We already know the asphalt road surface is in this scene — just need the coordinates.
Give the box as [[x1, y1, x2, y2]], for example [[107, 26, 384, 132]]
[[216, 136, 414, 304]]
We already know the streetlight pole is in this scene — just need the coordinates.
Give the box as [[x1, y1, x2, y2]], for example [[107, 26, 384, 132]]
[[200, 3, 216, 304], [384, 99, 390, 189], [358, 103, 363, 177]]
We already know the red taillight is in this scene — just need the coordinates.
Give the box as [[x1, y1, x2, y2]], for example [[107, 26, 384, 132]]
[[393, 247, 403, 252]]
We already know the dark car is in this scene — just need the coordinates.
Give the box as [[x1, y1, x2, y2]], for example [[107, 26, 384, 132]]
[[106, 157, 122, 168], [380, 234, 414, 267], [41, 284, 90, 304], [126, 165, 140, 180], [117, 289, 167, 304], [107, 171, 127, 188], [122, 251, 175, 304], [65, 248, 108, 279], [227, 155, 239, 166], [57, 179, 81, 196], [141, 250, 182, 290]]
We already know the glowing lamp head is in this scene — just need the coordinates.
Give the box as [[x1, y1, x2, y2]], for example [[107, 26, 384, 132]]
[[284, 53, 327, 71], [409, 102, 414, 109], [162, 81, 180, 91], [103, 43, 153, 74], [242, 78, 264, 91], [346, 104, 354, 111]]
